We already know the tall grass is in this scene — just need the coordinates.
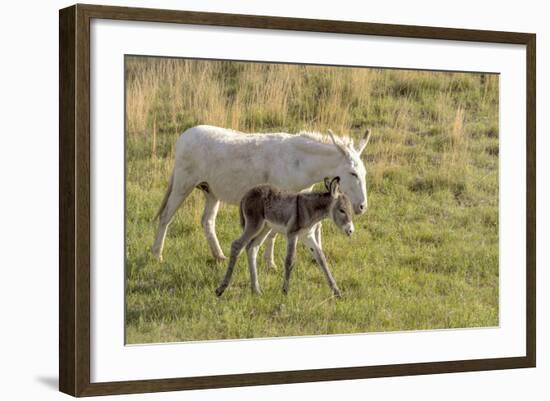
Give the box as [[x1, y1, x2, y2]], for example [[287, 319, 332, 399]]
[[125, 56, 499, 343]]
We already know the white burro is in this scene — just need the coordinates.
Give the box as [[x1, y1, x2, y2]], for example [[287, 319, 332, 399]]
[[152, 125, 370, 269]]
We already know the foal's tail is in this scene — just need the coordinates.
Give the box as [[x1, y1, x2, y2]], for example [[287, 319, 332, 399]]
[[152, 170, 175, 222]]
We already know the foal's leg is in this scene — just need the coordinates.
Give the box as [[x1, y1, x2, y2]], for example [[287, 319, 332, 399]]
[[282, 235, 298, 294], [152, 180, 195, 261], [304, 223, 322, 262], [201, 191, 226, 262], [300, 232, 341, 297], [215, 219, 264, 296], [246, 227, 272, 294], [263, 231, 278, 270]]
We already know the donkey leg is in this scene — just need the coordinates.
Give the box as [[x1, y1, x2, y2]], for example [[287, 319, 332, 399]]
[[282, 235, 298, 294], [152, 182, 194, 262], [263, 231, 278, 270], [315, 222, 323, 250], [201, 191, 226, 262], [300, 232, 341, 297], [215, 220, 264, 296], [246, 227, 272, 294]]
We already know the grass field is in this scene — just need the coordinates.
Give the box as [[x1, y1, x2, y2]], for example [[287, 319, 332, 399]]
[[125, 56, 499, 344]]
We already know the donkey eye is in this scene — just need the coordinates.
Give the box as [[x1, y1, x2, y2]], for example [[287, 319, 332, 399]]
[[350, 172, 359, 179], [339, 209, 346, 214]]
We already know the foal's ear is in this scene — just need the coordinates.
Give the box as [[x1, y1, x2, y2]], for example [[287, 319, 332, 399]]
[[324, 177, 331, 191], [330, 176, 341, 197]]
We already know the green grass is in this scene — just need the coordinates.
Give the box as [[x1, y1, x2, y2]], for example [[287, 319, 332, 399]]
[[125, 57, 499, 343]]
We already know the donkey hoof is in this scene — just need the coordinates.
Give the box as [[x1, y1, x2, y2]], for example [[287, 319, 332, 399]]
[[266, 262, 278, 271], [215, 286, 226, 297], [215, 255, 228, 263], [333, 289, 342, 298], [151, 249, 163, 262]]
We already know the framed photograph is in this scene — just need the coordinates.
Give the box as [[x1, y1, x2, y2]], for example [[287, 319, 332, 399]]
[[59, 4, 536, 397]]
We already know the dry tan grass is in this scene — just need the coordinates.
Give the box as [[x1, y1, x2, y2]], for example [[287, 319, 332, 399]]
[[125, 57, 498, 203]]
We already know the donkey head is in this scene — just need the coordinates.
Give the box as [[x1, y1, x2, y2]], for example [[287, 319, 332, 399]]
[[326, 177, 354, 237], [327, 128, 371, 215]]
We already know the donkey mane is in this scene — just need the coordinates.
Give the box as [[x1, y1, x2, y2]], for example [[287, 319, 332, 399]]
[[236, 128, 354, 149], [296, 131, 355, 148]]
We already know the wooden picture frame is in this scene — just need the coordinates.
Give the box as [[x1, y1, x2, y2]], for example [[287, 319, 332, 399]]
[[59, 3, 536, 397]]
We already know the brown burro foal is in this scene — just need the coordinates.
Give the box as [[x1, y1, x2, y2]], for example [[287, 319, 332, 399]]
[[215, 177, 354, 298]]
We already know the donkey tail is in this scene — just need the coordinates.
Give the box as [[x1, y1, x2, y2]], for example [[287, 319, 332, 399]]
[[239, 200, 245, 228], [152, 170, 175, 222]]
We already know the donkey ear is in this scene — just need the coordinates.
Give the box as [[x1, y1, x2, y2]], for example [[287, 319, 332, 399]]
[[330, 176, 341, 197], [357, 128, 371, 155], [324, 177, 331, 191], [327, 129, 348, 156]]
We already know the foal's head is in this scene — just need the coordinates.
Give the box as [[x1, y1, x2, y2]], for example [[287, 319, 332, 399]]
[[325, 177, 354, 237]]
